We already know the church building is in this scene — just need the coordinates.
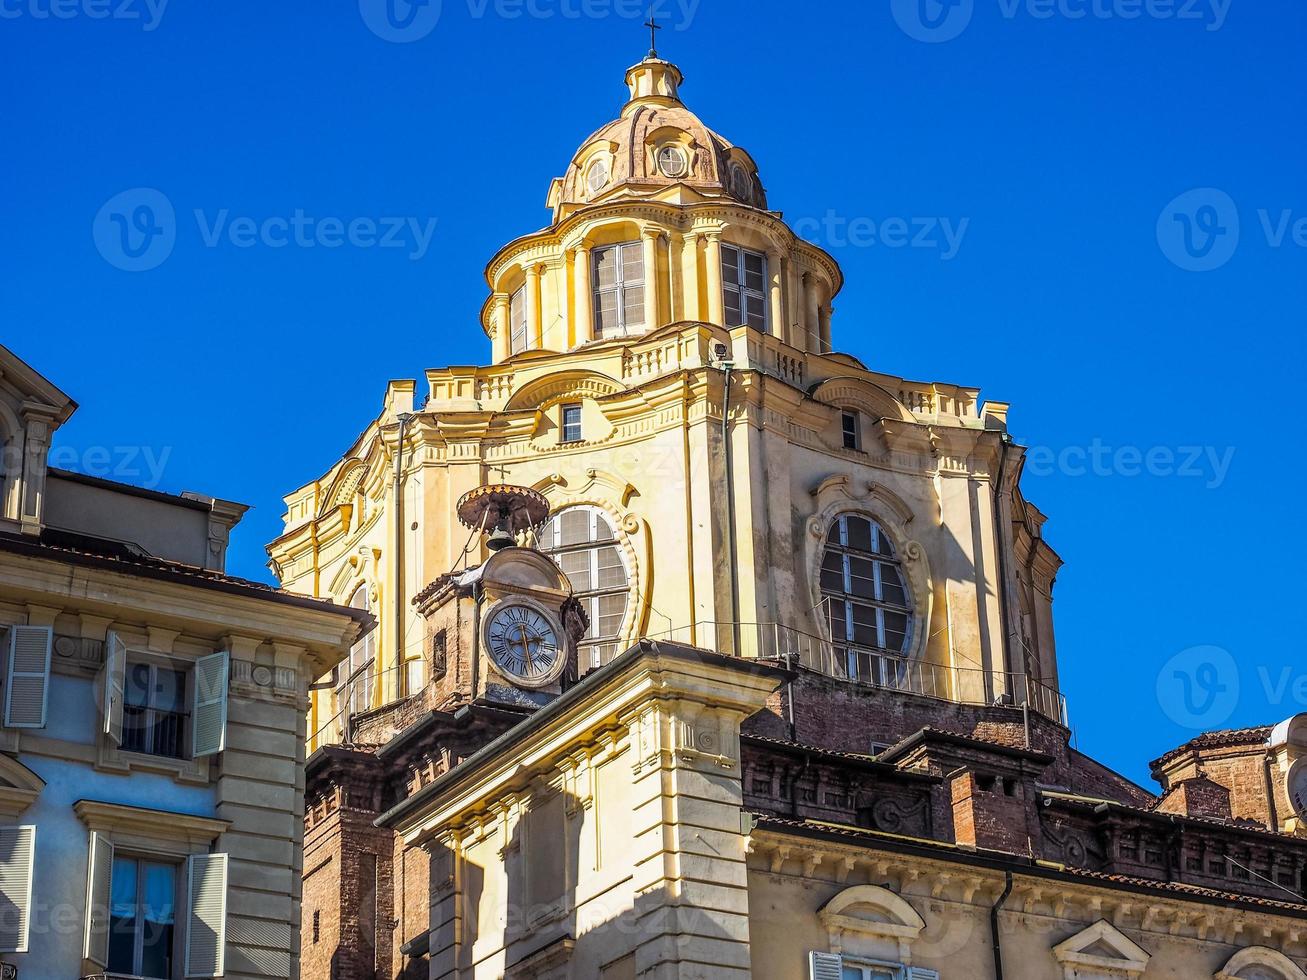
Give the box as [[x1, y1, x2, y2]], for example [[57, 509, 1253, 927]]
[[269, 46, 1307, 980]]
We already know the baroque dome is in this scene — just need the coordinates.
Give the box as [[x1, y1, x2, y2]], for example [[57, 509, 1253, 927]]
[[547, 57, 768, 224]]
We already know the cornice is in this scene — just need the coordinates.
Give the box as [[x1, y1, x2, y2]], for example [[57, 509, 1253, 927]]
[[74, 799, 229, 848]]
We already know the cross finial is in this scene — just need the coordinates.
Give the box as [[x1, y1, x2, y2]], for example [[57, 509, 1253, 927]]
[[644, 7, 661, 59], [490, 462, 509, 484]]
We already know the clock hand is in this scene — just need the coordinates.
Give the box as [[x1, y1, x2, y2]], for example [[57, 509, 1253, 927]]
[[519, 624, 534, 672]]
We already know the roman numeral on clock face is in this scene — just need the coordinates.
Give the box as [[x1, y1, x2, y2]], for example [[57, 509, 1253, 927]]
[[487, 603, 561, 683]]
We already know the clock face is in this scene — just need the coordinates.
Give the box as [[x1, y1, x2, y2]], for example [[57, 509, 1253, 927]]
[[485, 602, 564, 688]]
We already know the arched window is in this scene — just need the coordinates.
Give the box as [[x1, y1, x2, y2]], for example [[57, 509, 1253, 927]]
[[337, 586, 375, 720], [820, 514, 913, 680], [1218, 947, 1307, 980], [538, 506, 629, 671]]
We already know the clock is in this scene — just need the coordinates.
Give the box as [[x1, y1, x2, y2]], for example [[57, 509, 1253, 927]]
[[484, 599, 566, 689]]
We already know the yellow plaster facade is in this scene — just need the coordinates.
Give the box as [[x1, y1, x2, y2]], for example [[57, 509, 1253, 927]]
[[269, 56, 1062, 751]]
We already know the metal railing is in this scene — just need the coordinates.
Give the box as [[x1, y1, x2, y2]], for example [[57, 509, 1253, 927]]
[[640, 620, 1068, 726], [310, 619, 1068, 751]]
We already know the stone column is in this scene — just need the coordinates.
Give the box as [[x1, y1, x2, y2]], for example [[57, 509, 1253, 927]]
[[572, 242, 593, 345], [525, 264, 542, 350], [491, 292, 511, 362], [705, 231, 725, 327], [766, 249, 785, 342], [668, 231, 685, 323], [803, 273, 821, 353], [819, 303, 833, 354], [785, 259, 802, 344], [641, 227, 661, 333], [682, 232, 701, 322]]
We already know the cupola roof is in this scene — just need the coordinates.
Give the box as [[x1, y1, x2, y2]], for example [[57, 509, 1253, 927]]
[[547, 56, 768, 223]]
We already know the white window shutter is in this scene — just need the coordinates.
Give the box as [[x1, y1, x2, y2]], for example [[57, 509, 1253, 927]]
[[0, 825, 35, 953], [186, 852, 228, 978], [810, 951, 843, 980], [102, 631, 127, 745], [192, 651, 230, 758], [3, 626, 52, 729], [83, 830, 113, 967]]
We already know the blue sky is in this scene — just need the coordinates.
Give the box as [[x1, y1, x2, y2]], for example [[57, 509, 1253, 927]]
[[3, 0, 1303, 785]]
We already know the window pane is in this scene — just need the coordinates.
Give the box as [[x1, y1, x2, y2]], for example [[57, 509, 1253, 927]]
[[883, 611, 909, 652], [597, 593, 627, 638], [850, 604, 878, 647], [826, 598, 848, 641], [108, 857, 139, 975], [721, 245, 740, 286], [744, 252, 765, 292], [619, 242, 643, 283], [745, 293, 766, 326], [879, 564, 907, 607], [724, 286, 742, 327], [125, 662, 152, 708], [596, 546, 626, 589], [140, 862, 176, 980], [845, 517, 874, 553], [559, 551, 591, 590], [819, 552, 844, 592], [621, 291, 645, 333], [558, 509, 591, 547], [154, 669, 185, 713], [848, 557, 875, 599], [593, 247, 618, 288]]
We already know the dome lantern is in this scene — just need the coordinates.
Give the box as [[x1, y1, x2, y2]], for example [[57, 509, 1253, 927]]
[[623, 57, 684, 112]]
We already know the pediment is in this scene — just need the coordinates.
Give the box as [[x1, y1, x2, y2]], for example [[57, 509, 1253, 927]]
[[0, 754, 46, 817], [1052, 920, 1150, 978], [503, 371, 624, 413], [0, 343, 77, 429], [810, 376, 914, 425], [818, 884, 925, 962]]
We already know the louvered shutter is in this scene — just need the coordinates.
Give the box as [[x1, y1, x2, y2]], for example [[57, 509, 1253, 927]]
[[192, 651, 229, 758], [905, 969, 940, 980], [185, 853, 228, 978], [810, 951, 843, 980], [83, 830, 113, 966], [3, 626, 52, 728], [0, 825, 35, 953], [102, 631, 127, 745]]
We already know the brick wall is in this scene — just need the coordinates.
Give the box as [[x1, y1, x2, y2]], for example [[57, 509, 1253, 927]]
[[951, 770, 1035, 854]]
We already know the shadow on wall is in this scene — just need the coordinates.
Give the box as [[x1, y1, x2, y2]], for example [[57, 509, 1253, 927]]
[[425, 777, 746, 978]]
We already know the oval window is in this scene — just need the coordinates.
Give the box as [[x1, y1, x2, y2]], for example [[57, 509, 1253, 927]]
[[586, 159, 609, 196], [657, 144, 688, 178]]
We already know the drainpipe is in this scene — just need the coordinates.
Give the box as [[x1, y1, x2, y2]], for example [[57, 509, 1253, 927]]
[[717, 344, 741, 654], [393, 412, 413, 701], [990, 870, 1013, 980], [1264, 752, 1282, 831]]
